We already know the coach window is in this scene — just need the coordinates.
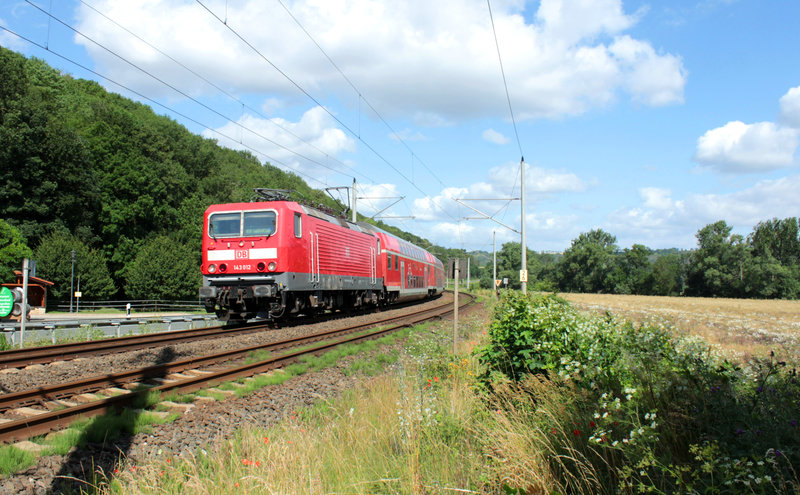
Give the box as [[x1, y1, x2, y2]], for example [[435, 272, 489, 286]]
[[394, 255, 398, 271], [244, 211, 276, 236], [294, 212, 302, 238], [387, 253, 392, 270]]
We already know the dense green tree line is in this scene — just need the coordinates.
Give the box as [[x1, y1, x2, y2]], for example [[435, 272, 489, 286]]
[[477, 218, 800, 299]]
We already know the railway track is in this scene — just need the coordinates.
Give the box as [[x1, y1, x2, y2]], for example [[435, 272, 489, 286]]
[[0, 298, 443, 370], [0, 292, 474, 444]]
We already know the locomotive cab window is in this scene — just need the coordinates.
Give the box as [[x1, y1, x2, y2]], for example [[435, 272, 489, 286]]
[[209, 212, 240, 237], [294, 212, 302, 238], [244, 211, 276, 236]]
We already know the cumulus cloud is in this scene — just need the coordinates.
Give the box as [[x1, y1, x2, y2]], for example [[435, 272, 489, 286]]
[[693, 121, 799, 173], [609, 175, 800, 248], [482, 128, 510, 145], [72, 0, 686, 123], [779, 86, 800, 128], [203, 106, 355, 183]]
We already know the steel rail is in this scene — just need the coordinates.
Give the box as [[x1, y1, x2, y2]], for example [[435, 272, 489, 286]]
[[0, 297, 447, 369], [0, 299, 459, 411], [0, 293, 474, 443]]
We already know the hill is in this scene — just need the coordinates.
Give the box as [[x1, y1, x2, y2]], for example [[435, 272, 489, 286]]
[[0, 47, 451, 300]]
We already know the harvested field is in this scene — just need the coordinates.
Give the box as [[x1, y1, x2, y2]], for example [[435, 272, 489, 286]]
[[559, 293, 800, 363]]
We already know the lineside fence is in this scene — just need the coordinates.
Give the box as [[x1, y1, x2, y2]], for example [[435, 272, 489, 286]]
[[51, 299, 205, 313]]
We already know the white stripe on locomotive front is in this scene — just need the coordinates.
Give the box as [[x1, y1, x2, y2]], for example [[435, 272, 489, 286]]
[[207, 247, 278, 261]]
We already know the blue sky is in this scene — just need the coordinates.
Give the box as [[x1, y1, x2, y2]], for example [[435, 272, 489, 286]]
[[2, 0, 799, 254]]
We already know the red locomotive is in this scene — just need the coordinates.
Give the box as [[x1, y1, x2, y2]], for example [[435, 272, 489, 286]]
[[199, 189, 445, 322]]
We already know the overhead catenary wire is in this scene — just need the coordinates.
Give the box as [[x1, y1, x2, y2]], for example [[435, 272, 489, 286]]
[[194, 0, 456, 221], [23, 0, 348, 184], [0, 24, 328, 188], [274, 0, 447, 190], [486, 0, 524, 162], [75, 0, 380, 187]]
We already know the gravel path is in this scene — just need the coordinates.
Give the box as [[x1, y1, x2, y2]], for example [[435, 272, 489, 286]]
[[0, 295, 454, 494]]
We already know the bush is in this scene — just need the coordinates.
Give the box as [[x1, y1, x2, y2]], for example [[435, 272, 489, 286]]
[[476, 291, 800, 493]]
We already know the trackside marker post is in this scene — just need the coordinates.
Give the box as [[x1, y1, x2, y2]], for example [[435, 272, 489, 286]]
[[453, 259, 459, 354]]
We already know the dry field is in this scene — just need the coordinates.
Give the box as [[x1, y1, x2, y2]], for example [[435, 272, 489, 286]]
[[559, 293, 800, 363]]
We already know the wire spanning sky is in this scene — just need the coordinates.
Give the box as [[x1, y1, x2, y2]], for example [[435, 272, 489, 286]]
[[2, 0, 799, 253]]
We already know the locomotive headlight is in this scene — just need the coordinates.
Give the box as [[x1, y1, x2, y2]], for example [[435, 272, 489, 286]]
[[208, 264, 217, 273], [268, 262, 277, 272]]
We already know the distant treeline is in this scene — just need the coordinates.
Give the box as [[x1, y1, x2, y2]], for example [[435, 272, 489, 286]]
[[0, 46, 466, 302], [476, 218, 800, 299]]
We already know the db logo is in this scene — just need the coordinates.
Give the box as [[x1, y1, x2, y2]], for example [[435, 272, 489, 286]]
[[235, 249, 249, 260]]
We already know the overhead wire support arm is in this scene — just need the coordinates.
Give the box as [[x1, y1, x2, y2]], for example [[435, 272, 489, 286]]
[[368, 197, 405, 220], [454, 198, 520, 234]]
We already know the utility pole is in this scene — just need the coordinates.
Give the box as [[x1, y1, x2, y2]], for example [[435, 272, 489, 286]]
[[493, 231, 497, 298], [351, 178, 357, 222], [453, 258, 459, 354], [520, 157, 527, 294], [466, 257, 470, 290], [20, 259, 29, 348], [70, 249, 75, 313]]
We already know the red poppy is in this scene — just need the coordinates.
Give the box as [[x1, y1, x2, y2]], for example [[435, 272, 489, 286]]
[[589, 421, 596, 428], [573, 429, 581, 436]]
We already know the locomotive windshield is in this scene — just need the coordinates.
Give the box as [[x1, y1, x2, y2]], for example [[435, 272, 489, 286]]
[[209, 210, 276, 238]]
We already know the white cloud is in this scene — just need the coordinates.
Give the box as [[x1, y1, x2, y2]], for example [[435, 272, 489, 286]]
[[73, 0, 686, 123], [693, 121, 799, 173], [639, 187, 673, 209], [482, 128, 510, 145], [779, 86, 800, 128], [609, 175, 800, 248], [203, 106, 355, 182], [610, 35, 687, 106]]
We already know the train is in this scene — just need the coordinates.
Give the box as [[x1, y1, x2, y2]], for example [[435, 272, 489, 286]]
[[198, 189, 445, 322]]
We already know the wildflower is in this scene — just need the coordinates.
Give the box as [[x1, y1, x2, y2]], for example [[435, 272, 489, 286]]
[[114, 468, 119, 475], [160, 470, 165, 477], [551, 428, 557, 434], [434, 376, 439, 382], [166, 458, 171, 464], [263, 437, 269, 443], [589, 421, 596, 428], [235, 482, 240, 488], [255, 461, 261, 467], [573, 429, 581, 436]]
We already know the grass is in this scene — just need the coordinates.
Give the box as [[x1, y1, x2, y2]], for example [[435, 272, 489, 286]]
[[99, 311, 494, 494], [0, 319, 422, 482]]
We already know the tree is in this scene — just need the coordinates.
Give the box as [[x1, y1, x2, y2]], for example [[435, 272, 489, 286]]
[[33, 231, 115, 301], [609, 244, 655, 294], [124, 235, 201, 300], [0, 219, 33, 282], [651, 252, 688, 296], [745, 218, 800, 298], [557, 229, 618, 293], [686, 221, 749, 298]]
